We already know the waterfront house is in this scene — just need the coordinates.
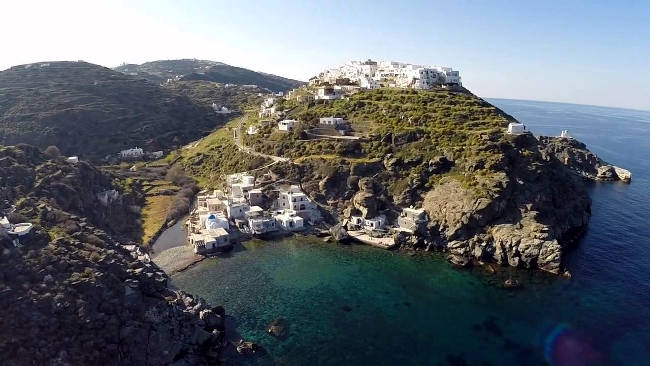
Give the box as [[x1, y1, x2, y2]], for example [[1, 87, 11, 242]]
[[278, 119, 297, 132], [364, 216, 386, 231], [349, 215, 387, 232], [507, 122, 526, 135], [275, 210, 304, 231], [560, 130, 571, 138], [226, 201, 250, 219], [397, 207, 427, 233], [189, 228, 230, 254], [246, 206, 278, 235]]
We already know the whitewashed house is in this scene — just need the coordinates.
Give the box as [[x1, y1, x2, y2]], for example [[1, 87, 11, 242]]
[[200, 212, 229, 231], [560, 130, 571, 138], [397, 207, 427, 233], [276, 185, 317, 221], [349, 215, 387, 232], [275, 211, 304, 231], [66, 156, 79, 164], [120, 147, 144, 159], [226, 202, 250, 219], [319, 117, 347, 126], [278, 119, 297, 132], [507, 123, 526, 135], [364, 216, 386, 231], [315, 86, 343, 100], [189, 228, 230, 254]]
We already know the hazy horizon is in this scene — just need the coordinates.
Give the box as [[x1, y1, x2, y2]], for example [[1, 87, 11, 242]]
[[1, 0, 648, 111]]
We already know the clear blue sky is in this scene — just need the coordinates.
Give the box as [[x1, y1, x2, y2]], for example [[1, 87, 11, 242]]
[[2, 0, 649, 110]]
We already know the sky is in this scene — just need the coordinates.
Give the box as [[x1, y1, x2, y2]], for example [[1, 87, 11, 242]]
[[1, 0, 649, 110]]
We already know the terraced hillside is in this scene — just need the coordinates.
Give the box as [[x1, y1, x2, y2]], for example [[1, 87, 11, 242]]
[[0, 61, 221, 159], [115, 59, 304, 92]]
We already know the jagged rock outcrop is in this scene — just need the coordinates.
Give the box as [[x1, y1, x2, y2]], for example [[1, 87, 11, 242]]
[[0, 144, 225, 365], [422, 134, 593, 274], [538, 136, 631, 182], [352, 178, 379, 218]]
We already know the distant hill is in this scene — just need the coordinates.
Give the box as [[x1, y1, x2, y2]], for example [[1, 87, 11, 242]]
[[115, 59, 304, 92], [0, 61, 224, 159]]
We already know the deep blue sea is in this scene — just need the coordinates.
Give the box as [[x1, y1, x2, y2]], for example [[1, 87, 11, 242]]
[[171, 99, 650, 365]]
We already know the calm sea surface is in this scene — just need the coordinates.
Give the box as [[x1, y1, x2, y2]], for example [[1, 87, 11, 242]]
[[171, 99, 650, 365]]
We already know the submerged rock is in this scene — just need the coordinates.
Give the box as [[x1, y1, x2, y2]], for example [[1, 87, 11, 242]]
[[267, 317, 289, 338]]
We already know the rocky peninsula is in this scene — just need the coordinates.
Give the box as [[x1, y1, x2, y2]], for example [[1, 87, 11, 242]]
[[176, 87, 630, 276]]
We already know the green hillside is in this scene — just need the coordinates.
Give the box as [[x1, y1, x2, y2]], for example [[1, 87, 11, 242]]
[[0, 61, 223, 159], [115, 59, 304, 92]]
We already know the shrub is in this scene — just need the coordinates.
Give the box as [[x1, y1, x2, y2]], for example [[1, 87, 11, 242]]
[[43, 145, 61, 159]]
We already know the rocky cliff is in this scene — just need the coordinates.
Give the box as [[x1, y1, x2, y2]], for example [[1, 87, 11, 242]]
[[0, 144, 225, 365]]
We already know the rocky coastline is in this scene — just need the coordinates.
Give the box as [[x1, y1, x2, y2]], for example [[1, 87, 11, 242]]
[[0, 144, 227, 365], [280, 132, 630, 275]]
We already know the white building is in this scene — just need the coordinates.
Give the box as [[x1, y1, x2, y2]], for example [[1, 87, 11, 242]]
[[66, 156, 79, 164], [364, 216, 386, 231], [313, 59, 461, 90], [212, 103, 232, 114], [120, 147, 144, 159], [189, 228, 230, 254], [507, 123, 526, 135], [319, 117, 347, 126], [397, 207, 427, 233], [200, 212, 229, 231], [263, 97, 275, 108], [349, 215, 387, 232], [275, 211, 304, 231], [315, 86, 343, 100], [247, 125, 259, 135], [248, 216, 278, 235], [278, 119, 297, 132], [149, 151, 164, 159], [276, 185, 317, 221], [560, 130, 572, 138], [226, 202, 250, 219]]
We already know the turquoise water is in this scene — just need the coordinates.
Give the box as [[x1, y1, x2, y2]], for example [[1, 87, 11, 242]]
[[171, 100, 650, 365]]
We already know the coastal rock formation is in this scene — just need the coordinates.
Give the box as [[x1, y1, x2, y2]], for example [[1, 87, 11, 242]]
[[423, 134, 591, 273], [0, 144, 225, 365], [538, 136, 631, 182]]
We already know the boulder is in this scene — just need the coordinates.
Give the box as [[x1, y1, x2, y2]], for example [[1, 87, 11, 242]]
[[329, 223, 349, 242]]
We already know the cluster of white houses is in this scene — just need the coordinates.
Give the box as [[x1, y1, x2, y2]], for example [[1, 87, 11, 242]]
[[186, 172, 320, 254], [310, 59, 462, 90]]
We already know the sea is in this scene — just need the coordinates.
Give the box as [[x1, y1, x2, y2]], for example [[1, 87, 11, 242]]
[[169, 99, 650, 365]]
